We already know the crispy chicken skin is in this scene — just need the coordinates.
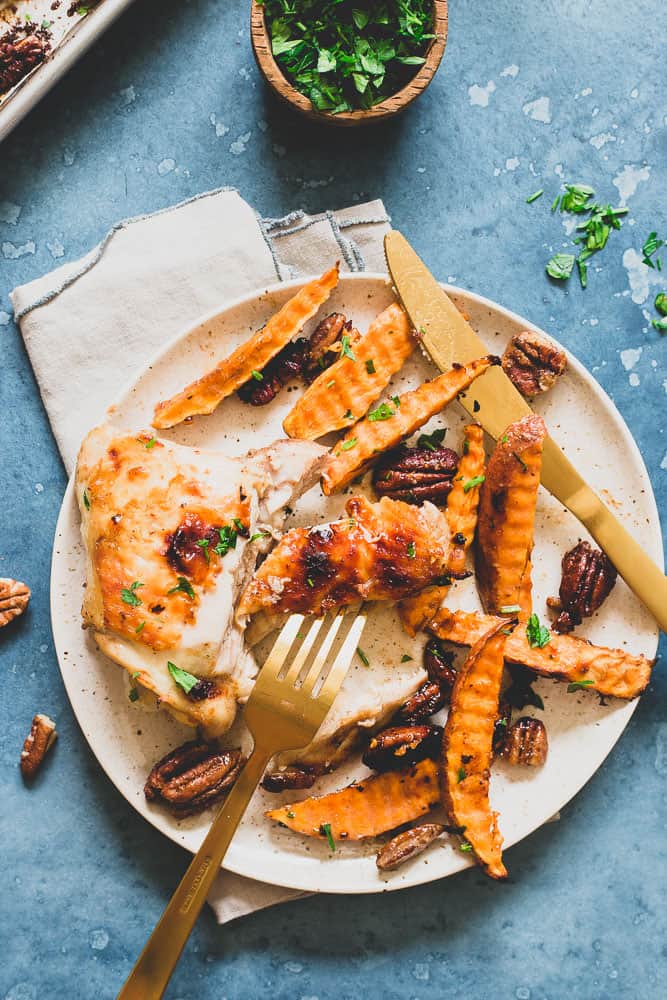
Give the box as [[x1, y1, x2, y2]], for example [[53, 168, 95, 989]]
[[238, 495, 451, 617]]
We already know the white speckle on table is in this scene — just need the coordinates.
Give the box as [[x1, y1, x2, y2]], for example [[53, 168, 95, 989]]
[[0, 201, 21, 225], [522, 96, 551, 123], [493, 167, 501, 176], [515, 988, 531, 1000], [272, 143, 286, 158], [46, 239, 65, 259], [34, 483, 44, 494], [413, 963, 430, 981], [2, 240, 35, 259], [622, 248, 661, 304], [613, 164, 650, 205], [663, 379, 667, 393], [575, 87, 593, 99], [0, 311, 10, 325], [591, 106, 600, 117], [119, 85, 135, 106], [505, 157, 520, 171], [554, 163, 564, 178], [283, 961, 303, 974], [239, 66, 252, 81], [468, 80, 496, 107], [40, 643, 48, 653], [629, 372, 640, 387], [257, 119, 268, 132], [630, 87, 639, 99], [62, 147, 75, 166], [661, 452, 667, 471], [209, 113, 230, 137], [230, 131, 251, 155], [620, 347, 642, 370], [157, 158, 175, 176], [501, 64, 519, 78], [590, 131, 616, 149], [590, 317, 599, 327], [89, 928, 109, 951], [656, 723, 667, 774]]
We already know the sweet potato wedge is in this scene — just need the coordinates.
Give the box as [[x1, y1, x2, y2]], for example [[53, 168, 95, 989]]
[[283, 302, 415, 440], [321, 356, 500, 495], [441, 619, 510, 879], [267, 758, 440, 841], [153, 264, 340, 428], [446, 424, 486, 578], [427, 607, 653, 699], [475, 414, 546, 616]]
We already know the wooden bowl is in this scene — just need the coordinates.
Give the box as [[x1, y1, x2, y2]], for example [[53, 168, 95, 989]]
[[250, 0, 448, 126]]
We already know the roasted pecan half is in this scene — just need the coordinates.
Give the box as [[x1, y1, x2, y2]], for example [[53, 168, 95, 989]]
[[397, 681, 448, 724], [502, 330, 567, 397], [500, 717, 548, 766], [362, 724, 442, 772], [547, 540, 617, 633], [0, 578, 31, 628], [236, 339, 309, 405], [20, 714, 57, 779], [0, 31, 50, 94], [261, 763, 326, 793], [423, 637, 457, 694], [504, 664, 544, 712], [372, 445, 459, 504], [302, 312, 348, 382], [376, 823, 445, 871], [144, 741, 244, 817]]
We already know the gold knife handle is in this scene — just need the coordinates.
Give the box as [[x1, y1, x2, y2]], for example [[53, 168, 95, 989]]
[[117, 747, 271, 1000], [547, 455, 667, 633]]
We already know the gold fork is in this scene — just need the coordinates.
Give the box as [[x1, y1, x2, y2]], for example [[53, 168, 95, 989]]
[[117, 606, 367, 1000]]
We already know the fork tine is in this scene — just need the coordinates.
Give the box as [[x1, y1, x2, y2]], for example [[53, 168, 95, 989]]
[[299, 610, 346, 696], [282, 615, 326, 685], [316, 611, 367, 703], [254, 613, 305, 685]]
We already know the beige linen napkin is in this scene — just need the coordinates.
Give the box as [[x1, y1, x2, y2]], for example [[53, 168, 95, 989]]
[[10, 187, 391, 922]]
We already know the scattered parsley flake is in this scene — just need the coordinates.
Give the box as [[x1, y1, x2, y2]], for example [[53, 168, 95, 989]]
[[251, 369, 264, 381], [457, 767, 467, 783], [365, 358, 376, 374], [459, 841, 473, 853], [341, 333, 356, 360], [567, 679, 595, 693], [214, 524, 238, 557], [83, 489, 91, 510], [320, 822, 336, 851], [134, 621, 146, 634], [306, 577, 315, 588], [368, 402, 395, 421], [500, 434, 508, 444], [168, 576, 196, 600], [287, 809, 295, 819], [340, 437, 358, 451], [326, 379, 336, 388], [499, 604, 521, 614], [407, 541, 416, 558], [652, 317, 667, 333], [343, 409, 354, 420], [196, 538, 210, 563], [356, 646, 370, 667], [250, 531, 271, 542], [526, 612, 551, 649], [526, 189, 543, 204], [417, 427, 446, 451], [655, 293, 667, 316], [167, 660, 199, 694], [401, 653, 413, 662], [642, 231, 664, 268], [121, 581, 144, 607], [144, 437, 157, 449], [463, 474, 485, 493]]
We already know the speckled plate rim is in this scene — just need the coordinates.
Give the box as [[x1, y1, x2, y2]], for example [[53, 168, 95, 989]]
[[51, 272, 663, 894]]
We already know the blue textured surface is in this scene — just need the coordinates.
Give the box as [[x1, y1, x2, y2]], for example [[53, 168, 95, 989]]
[[1, 1, 666, 997]]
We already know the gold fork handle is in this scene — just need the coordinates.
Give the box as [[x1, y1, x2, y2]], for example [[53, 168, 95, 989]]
[[117, 747, 271, 1000]]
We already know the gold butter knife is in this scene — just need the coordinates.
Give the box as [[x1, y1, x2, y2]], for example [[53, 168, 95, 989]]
[[384, 230, 667, 633]]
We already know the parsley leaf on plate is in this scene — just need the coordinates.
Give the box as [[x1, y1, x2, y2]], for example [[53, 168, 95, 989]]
[[167, 661, 199, 694]]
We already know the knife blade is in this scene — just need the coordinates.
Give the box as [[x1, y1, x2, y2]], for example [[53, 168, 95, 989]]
[[384, 229, 667, 633]]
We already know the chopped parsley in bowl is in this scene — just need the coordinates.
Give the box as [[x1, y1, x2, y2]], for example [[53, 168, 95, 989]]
[[258, 0, 438, 115]]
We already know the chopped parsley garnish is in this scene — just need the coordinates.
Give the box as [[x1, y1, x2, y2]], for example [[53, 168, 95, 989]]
[[459, 841, 473, 853], [457, 767, 467, 783], [340, 333, 356, 360], [343, 409, 354, 420], [560, 183, 595, 213], [286, 809, 295, 819], [251, 369, 264, 381], [365, 358, 376, 374], [546, 253, 575, 281], [567, 679, 595, 693], [167, 660, 199, 694], [134, 621, 146, 634], [306, 577, 315, 588], [526, 189, 543, 204], [392, 395, 401, 408], [463, 474, 485, 493], [121, 581, 144, 607], [128, 687, 139, 702], [655, 293, 667, 316], [131, 671, 140, 680], [499, 604, 521, 614], [417, 427, 446, 451], [214, 524, 238, 557], [320, 822, 336, 852], [326, 379, 336, 388], [144, 437, 157, 449], [340, 437, 358, 452], [368, 401, 395, 421], [249, 531, 271, 542], [642, 231, 664, 269], [263, 0, 434, 115], [196, 538, 210, 563], [168, 576, 196, 600], [500, 434, 508, 444], [401, 653, 413, 662], [356, 646, 370, 667], [526, 612, 551, 649], [407, 541, 416, 558], [652, 317, 667, 333], [82, 489, 91, 510]]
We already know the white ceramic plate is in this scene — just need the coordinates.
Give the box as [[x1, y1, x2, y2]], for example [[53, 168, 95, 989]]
[[51, 273, 662, 893]]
